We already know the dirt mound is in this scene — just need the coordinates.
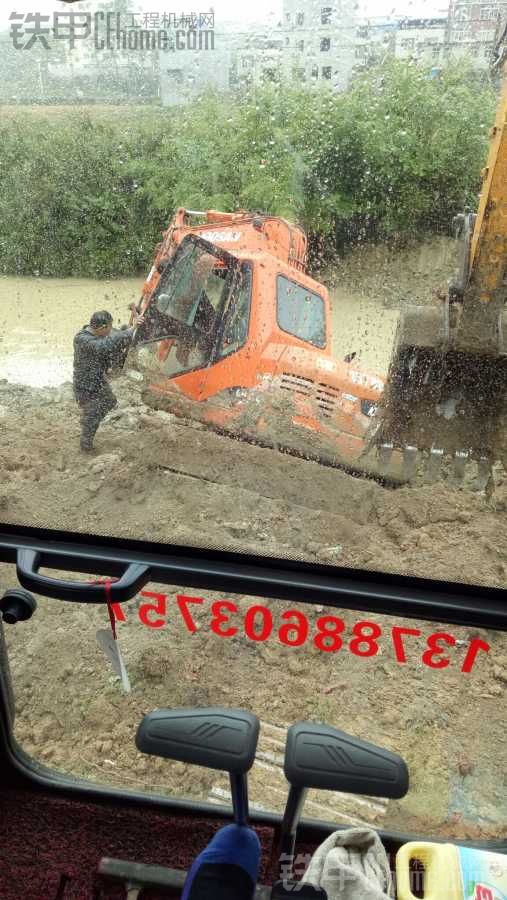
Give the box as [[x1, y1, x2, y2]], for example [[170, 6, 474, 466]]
[[0, 377, 505, 587]]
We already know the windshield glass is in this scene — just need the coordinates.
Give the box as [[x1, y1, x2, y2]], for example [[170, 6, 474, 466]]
[[154, 240, 229, 324], [136, 238, 252, 376], [3, 577, 505, 842], [276, 275, 326, 348], [0, 0, 506, 846]]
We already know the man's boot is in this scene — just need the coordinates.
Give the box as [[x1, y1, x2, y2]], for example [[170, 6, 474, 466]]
[[80, 424, 96, 453], [79, 401, 98, 453]]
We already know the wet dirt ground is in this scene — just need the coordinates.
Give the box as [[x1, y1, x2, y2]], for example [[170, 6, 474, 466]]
[[0, 237, 505, 843]]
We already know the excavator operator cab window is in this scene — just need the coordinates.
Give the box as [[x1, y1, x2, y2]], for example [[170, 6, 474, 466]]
[[156, 244, 194, 316], [154, 242, 226, 328], [276, 275, 326, 349], [218, 264, 253, 358], [146, 236, 247, 376]]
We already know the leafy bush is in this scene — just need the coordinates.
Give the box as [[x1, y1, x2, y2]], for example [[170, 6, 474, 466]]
[[0, 60, 496, 277]]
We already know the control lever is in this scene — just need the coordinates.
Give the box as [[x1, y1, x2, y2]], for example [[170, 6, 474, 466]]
[[278, 721, 409, 881], [136, 707, 260, 825]]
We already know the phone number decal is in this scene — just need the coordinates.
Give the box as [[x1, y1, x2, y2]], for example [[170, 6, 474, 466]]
[[108, 592, 490, 674]]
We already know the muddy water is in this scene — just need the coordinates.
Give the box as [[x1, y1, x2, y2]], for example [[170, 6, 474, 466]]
[[0, 276, 144, 387], [0, 275, 398, 387]]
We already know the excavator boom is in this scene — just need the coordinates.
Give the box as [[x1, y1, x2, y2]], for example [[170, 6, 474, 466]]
[[461, 40, 507, 353]]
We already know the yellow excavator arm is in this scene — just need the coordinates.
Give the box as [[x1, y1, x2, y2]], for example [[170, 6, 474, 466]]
[[469, 32, 507, 285], [459, 27, 507, 352]]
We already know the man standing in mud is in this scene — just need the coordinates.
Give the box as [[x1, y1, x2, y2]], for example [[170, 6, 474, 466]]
[[73, 309, 144, 453]]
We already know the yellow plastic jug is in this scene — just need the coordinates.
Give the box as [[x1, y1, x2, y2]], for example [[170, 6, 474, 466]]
[[396, 841, 507, 900]]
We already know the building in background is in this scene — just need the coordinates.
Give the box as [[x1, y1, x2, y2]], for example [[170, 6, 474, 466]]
[[394, 17, 448, 65], [159, 23, 281, 105], [159, 1, 359, 104], [353, 18, 398, 70], [1, 0, 504, 107], [445, 0, 507, 66], [160, 28, 235, 106], [160, 0, 506, 105], [280, 0, 358, 91]]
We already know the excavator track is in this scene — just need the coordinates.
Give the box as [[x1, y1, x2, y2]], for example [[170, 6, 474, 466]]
[[139, 378, 407, 489]]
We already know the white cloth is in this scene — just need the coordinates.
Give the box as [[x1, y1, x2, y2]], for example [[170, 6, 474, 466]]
[[301, 828, 393, 900]]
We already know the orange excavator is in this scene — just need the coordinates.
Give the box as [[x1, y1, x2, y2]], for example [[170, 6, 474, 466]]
[[127, 207, 406, 484], [129, 26, 507, 491]]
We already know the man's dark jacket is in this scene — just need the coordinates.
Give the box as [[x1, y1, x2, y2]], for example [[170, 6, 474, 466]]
[[73, 325, 134, 398]]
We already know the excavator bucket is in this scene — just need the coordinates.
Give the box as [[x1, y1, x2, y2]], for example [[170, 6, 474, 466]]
[[372, 305, 507, 490]]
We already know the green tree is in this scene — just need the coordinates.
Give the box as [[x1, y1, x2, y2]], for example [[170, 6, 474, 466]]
[[0, 59, 497, 276]]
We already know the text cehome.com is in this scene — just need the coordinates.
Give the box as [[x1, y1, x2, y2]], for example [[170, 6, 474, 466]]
[[96, 24, 216, 52]]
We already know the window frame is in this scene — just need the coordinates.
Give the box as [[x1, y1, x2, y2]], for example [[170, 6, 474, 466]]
[[2, 525, 506, 635], [214, 261, 253, 361]]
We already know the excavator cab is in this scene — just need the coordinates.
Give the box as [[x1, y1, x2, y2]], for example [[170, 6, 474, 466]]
[[135, 235, 252, 382], [128, 220, 399, 482]]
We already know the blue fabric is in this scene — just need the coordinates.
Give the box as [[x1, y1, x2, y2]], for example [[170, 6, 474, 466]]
[[181, 825, 261, 900]]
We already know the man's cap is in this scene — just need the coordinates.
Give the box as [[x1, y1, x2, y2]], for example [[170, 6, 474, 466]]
[[90, 310, 113, 328]]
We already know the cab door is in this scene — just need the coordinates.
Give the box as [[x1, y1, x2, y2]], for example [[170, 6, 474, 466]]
[[134, 235, 241, 389]]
